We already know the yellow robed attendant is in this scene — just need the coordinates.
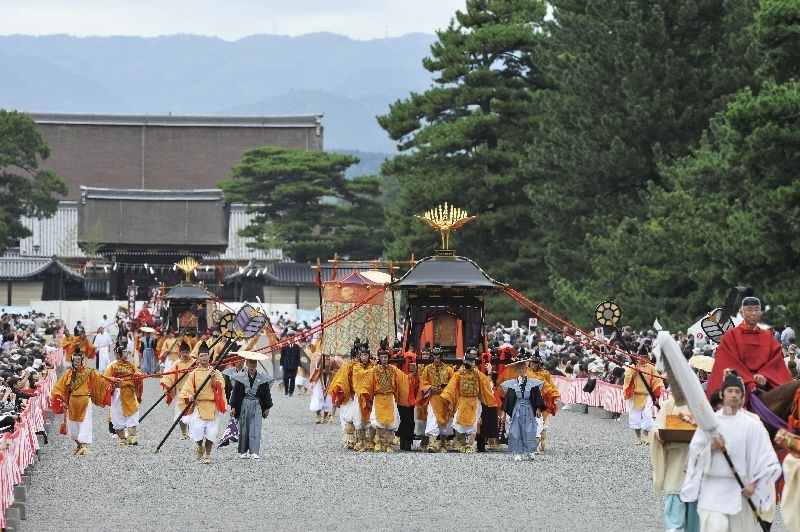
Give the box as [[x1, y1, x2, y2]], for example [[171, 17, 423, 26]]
[[160, 341, 195, 440], [159, 334, 181, 368], [351, 355, 375, 427], [328, 357, 356, 406], [178, 347, 226, 464], [51, 352, 110, 455], [623, 360, 664, 410], [104, 357, 143, 416], [104, 346, 144, 445], [440, 353, 496, 452], [412, 349, 433, 449], [178, 365, 226, 420], [360, 351, 403, 452], [419, 351, 454, 427], [419, 348, 454, 452], [62, 333, 96, 364]]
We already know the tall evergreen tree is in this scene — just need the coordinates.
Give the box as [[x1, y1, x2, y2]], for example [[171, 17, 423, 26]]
[[521, 0, 760, 322], [378, 0, 549, 320], [584, 0, 800, 326], [0, 110, 67, 254], [219, 147, 386, 262]]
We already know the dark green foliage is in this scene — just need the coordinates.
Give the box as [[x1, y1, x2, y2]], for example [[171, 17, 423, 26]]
[[0, 110, 67, 254], [377, 0, 550, 321], [220, 147, 387, 262], [519, 0, 761, 325]]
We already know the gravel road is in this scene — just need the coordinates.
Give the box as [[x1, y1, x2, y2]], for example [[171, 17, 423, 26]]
[[20, 377, 786, 531]]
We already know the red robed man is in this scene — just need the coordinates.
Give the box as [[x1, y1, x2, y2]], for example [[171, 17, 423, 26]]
[[706, 296, 791, 400], [136, 302, 155, 326]]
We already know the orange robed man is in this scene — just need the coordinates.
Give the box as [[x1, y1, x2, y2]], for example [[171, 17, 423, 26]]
[[63, 331, 96, 364], [51, 351, 110, 456], [419, 347, 455, 452], [440, 351, 496, 453]]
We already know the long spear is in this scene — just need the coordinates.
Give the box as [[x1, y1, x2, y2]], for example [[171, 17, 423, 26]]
[[153, 337, 236, 453], [138, 331, 226, 422], [596, 301, 660, 408]]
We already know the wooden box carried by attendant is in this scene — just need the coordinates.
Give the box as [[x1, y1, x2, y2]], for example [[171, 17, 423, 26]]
[[660, 414, 697, 443]]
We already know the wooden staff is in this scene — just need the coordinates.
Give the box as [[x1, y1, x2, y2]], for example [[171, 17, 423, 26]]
[[153, 337, 235, 453], [138, 332, 225, 423]]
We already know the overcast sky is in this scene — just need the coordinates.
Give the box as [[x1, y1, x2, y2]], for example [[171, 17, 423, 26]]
[[0, 0, 467, 40]]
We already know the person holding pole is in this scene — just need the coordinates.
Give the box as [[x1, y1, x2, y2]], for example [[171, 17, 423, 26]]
[[178, 343, 226, 464], [159, 341, 195, 440], [680, 369, 781, 531]]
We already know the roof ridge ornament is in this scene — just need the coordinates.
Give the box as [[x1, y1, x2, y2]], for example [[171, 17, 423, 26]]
[[174, 256, 200, 284], [414, 203, 476, 256]]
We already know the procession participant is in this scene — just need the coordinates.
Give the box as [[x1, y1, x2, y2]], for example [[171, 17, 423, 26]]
[[500, 357, 546, 461], [104, 344, 144, 446], [138, 327, 157, 375], [92, 325, 113, 372], [160, 341, 195, 440], [681, 370, 781, 531], [527, 351, 560, 452], [623, 351, 664, 445], [51, 351, 111, 456], [651, 396, 700, 532], [136, 302, 155, 327], [191, 330, 225, 363], [178, 347, 227, 464], [184, 330, 199, 350], [413, 347, 433, 450], [396, 354, 419, 452], [440, 350, 496, 453], [309, 352, 334, 424], [280, 337, 302, 397], [223, 352, 246, 402], [420, 347, 455, 453], [476, 349, 500, 452], [229, 355, 272, 460], [328, 347, 359, 449], [706, 297, 792, 400], [64, 330, 96, 365], [159, 329, 181, 372], [361, 349, 403, 453], [351, 345, 376, 451], [774, 429, 800, 531]]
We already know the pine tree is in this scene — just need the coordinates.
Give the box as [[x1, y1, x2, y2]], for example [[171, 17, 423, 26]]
[[377, 0, 549, 319], [520, 0, 760, 322], [219, 147, 386, 262]]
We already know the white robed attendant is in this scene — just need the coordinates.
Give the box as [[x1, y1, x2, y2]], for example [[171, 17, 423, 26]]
[[93, 328, 112, 371], [680, 380, 781, 532]]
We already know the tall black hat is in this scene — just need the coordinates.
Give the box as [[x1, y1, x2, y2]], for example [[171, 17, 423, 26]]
[[721, 369, 745, 392]]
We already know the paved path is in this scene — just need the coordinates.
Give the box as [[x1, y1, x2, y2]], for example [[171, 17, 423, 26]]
[[20, 378, 786, 531]]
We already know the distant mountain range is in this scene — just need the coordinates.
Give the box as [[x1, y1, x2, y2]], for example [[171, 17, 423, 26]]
[[0, 33, 438, 154]]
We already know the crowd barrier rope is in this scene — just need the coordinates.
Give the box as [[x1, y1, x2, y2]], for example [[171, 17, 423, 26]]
[[552, 375, 672, 415], [0, 349, 59, 528]]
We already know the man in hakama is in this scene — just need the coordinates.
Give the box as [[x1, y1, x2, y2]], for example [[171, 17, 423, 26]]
[[229, 357, 272, 460]]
